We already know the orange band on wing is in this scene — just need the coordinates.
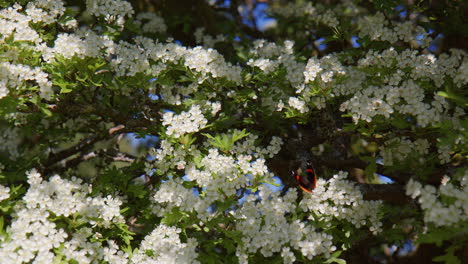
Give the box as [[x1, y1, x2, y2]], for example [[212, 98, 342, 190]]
[[298, 184, 313, 193]]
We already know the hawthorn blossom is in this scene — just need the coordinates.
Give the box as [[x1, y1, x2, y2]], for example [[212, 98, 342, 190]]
[[406, 173, 468, 227], [162, 105, 208, 138]]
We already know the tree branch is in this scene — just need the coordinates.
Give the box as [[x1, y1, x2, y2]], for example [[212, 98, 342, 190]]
[[41, 125, 132, 175], [358, 183, 412, 205], [320, 158, 412, 184], [42, 135, 102, 169], [44, 148, 137, 175]]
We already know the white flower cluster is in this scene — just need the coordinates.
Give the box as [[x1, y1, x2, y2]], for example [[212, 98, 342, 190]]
[[338, 47, 462, 126], [454, 57, 468, 87], [24, 169, 125, 226], [0, 126, 21, 160], [270, 2, 339, 28], [150, 140, 277, 220], [102, 240, 129, 264], [288, 96, 309, 113], [300, 171, 383, 234], [122, 36, 243, 83], [380, 137, 430, 166], [40, 29, 111, 62], [295, 55, 346, 111], [0, 169, 126, 263], [0, 80, 7, 99], [25, 0, 65, 25], [235, 186, 336, 263], [357, 12, 431, 47], [231, 134, 283, 158], [1, 172, 203, 264], [0, 4, 44, 44], [256, 85, 289, 111], [153, 151, 267, 216], [148, 127, 281, 178], [341, 82, 450, 126], [208, 101, 222, 115], [247, 40, 305, 87], [437, 144, 452, 164], [0, 62, 53, 99], [131, 224, 200, 264], [60, 230, 126, 263], [0, 184, 10, 202], [109, 40, 150, 77], [194, 27, 226, 48], [151, 177, 205, 218], [86, 0, 134, 26], [357, 48, 466, 89], [247, 57, 277, 74], [406, 173, 468, 227], [184, 46, 242, 83], [135, 12, 167, 34], [147, 139, 200, 174], [251, 39, 284, 57], [300, 44, 465, 126], [162, 105, 208, 138], [60, 17, 78, 30], [2, 9, 240, 86], [152, 82, 203, 106], [0, 207, 69, 263], [304, 55, 346, 84]]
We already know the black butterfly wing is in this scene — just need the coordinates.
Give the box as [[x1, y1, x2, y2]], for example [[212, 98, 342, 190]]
[[295, 168, 317, 193]]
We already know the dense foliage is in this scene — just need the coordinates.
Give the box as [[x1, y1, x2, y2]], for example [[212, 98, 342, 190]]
[[0, 0, 466, 263]]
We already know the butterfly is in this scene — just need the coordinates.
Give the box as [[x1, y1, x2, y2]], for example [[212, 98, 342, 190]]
[[293, 166, 317, 193]]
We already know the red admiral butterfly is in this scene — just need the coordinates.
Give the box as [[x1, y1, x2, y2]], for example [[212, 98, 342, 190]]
[[293, 167, 317, 193]]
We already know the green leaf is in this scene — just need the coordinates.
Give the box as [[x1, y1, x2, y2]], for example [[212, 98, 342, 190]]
[[0, 217, 4, 236], [40, 106, 52, 117], [155, 75, 175, 86], [262, 180, 280, 187], [76, 73, 89, 83], [54, 79, 74, 93], [325, 257, 347, 264], [433, 254, 461, 264], [161, 208, 187, 225], [179, 134, 196, 147], [418, 225, 468, 246], [202, 129, 249, 152], [391, 115, 410, 129], [331, 251, 343, 258], [223, 239, 236, 254], [433, 244, 462, 264], [231, 129, 250, 142], [437, 91, 467, 108]]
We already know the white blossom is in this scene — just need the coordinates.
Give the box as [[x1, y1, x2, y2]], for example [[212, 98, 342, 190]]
[[194, 27, 225, 48], [26, 0, 65, 25], [300, 171, 383, 234], [235, 186, 336, 260], [0, 127, 21, 160], [0, 62, 53, 99], [0, 4, 42, 44], [0, 170, 126, 263], [288, 97, 309, 113], [162, 105, 208, 138], [131, 224, 200, 264], [0, 185, 10, 202], [135, 12, 167, 34], [406, 174, 468, 227], [86, 0, 134, 26], [380, 137, 429, 166]]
